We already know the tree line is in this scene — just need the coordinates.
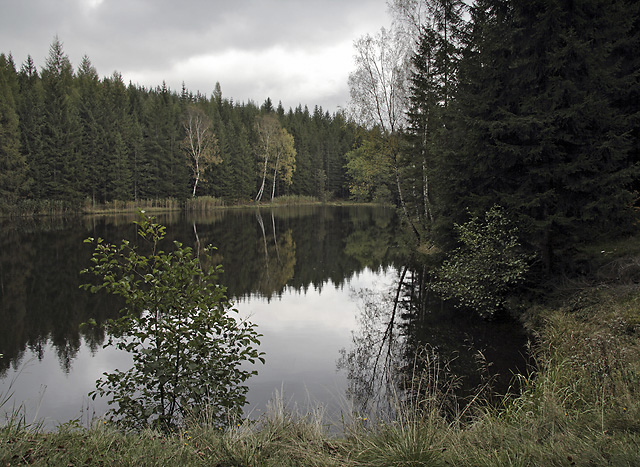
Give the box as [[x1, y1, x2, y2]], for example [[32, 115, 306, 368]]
[[0, 38, 360, 210], [2, 0, 638, 273], [348, 0, 639, 273]]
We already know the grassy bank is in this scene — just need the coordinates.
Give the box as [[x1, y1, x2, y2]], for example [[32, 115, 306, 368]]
[[2, 242, 640, 465], [81, 195, 325, 215]]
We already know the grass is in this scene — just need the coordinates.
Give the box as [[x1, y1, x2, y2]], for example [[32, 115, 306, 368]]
[[83, 198, 184, 214], [3, 240, 640, 465], [184, 196, 227, 212]]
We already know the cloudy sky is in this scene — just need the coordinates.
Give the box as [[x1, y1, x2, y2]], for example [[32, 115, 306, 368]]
[[0, 0, 391, 113]]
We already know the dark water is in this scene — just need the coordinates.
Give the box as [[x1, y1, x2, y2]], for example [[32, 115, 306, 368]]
[[0, 206, 529, 428]]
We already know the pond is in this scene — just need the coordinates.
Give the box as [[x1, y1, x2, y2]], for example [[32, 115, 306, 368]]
[[0, 206, 529, 428]]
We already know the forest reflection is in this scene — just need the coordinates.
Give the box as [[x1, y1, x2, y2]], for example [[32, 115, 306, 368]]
[[338, 263, 530, 420], [0, 206, 407, 377]]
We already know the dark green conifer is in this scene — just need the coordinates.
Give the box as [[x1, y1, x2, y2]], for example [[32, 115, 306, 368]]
[[17, 55, 43, 200], [40, 37, 83, 201], [0, 53, 29, 207], [437, 0, 639, 269]]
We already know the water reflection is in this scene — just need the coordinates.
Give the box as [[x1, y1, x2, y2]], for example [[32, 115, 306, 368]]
[[0, 206, 411, 426], [0, 216, 119, 378], [337, 263, 530, 419], [0, 206, 528, 427]]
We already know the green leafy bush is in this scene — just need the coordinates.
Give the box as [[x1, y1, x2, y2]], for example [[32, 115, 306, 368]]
[[81, 212, 263, 431], [433, 205, 530, 318]]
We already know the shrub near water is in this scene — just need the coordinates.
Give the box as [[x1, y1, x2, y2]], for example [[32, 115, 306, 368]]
[[433, 205, 530, 318], [81, 212, 264, 431]]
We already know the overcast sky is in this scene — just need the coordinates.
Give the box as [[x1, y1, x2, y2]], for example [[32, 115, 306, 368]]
[[0, 0, 390, 113]]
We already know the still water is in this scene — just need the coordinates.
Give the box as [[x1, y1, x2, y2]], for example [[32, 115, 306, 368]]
[[0, 206, 528, 428]]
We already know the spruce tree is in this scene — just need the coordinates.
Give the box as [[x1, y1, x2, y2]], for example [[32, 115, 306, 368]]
[[40, 37, 83, 201], [0, 54, 28, 207], [101, 72, 133, 201], [76, 55, 102, 204], [437, 0, 639, 269], [17, 55, 44, 200], [288, 105, 314, 196]]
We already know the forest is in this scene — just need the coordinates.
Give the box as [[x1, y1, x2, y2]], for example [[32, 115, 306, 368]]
[[0, 40, 361, 209], [347, 0, 639, 274], [0, 0, 639, 275], [1, 0, 640, 460]]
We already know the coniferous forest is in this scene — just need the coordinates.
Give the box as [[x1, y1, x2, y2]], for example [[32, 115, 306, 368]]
[[0, 0, 639, 274], [350, 0, 639, 274], [0, 38, 358, 210]]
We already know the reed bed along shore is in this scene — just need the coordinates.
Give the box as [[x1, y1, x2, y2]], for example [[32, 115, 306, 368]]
[[0, 195, 375, 218]]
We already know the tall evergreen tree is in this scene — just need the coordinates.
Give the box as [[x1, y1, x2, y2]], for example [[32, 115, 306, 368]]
[[126, 83, 146, 202], [17, 55, 43, 200], [101, 72, 133, 201], [40, 37, 83, 201], [288, 105, 314, 196], [0, 54, 28, 207], [76, 55, 102, 203], [227, 102, 256, 199], [437, 0, 639, 269], [16, 55, 44, 198]]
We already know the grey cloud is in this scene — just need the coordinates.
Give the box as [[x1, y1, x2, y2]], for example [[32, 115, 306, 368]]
[[0, 0, 389, 111]]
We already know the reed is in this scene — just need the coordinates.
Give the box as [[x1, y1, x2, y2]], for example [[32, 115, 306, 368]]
[[83, 198, 184, 214], [184, 196, 226, 212], [0, 199, 80, 217]]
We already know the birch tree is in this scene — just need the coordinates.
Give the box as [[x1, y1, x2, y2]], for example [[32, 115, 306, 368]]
[[348, 26, 418, 237], [254, 114, 296, 201], [402, 0, 468, 233], [182, 106, 219, 197]]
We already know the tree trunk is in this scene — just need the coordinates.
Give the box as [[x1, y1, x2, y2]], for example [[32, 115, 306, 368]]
[[192, 170, 199, 197], [393, 160, 420, 240], [271, 151, 280, 200], [256, 155, 268, 201]]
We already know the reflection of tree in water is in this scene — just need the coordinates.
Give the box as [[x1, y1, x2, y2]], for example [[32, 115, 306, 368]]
[[338, 264, 529, 420], [337, 266, 408, 418], [1, 206, 404, 378], [0, 218, 123, 376], [0, 221, 33, 377], [255, 210, 296, 298]]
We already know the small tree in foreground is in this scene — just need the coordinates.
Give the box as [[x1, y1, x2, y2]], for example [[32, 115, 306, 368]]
[[81, 212, 263, 431], [433, 205, 530, 319]]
